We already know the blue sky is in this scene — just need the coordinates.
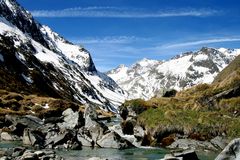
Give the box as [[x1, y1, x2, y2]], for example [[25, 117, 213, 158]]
[[18, 0, 240, 71]]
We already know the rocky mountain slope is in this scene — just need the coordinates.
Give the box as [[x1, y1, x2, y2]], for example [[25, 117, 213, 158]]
[[0, 0, 125, 112], [120, 53, 240, 148], [107, 47, 240, 100]]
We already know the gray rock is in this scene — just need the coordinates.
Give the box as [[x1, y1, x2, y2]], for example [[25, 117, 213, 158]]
[[34, 150, 45, 157], [109, 124, 142, 147], [77, 133, 92, 147], [84, 105, 108, 143], [168, 139, 217, 151], [5, 115, 43, 130], [45, 129, 81, 150], [0, 156, 8, 160], [21, 152, 38, 160], [22, 128, 45, 147], [210, 136, 228, 150], [58, 108, 82, 130], [215, 138, 240, 160], [1, 132, 19, 141], [0, 150, 6, 157], [134, 125, 145, 138], [97, 131, 132, 149]]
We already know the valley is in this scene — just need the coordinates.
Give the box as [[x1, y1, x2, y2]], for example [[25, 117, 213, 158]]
[[0, 0, 239, 160]]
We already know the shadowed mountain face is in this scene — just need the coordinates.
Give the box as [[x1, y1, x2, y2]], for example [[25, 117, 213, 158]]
[[107, 47, 240, 100], [0, 0, 125, 112]]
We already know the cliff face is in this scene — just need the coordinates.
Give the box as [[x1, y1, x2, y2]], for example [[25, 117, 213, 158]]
[[0, 0, 125, 112]]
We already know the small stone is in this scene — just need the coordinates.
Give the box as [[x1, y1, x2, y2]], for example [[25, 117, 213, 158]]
[[34, 150, 45, 157]]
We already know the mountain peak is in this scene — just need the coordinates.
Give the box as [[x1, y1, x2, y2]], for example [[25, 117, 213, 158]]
[[0, 0, 125, 112], [107, 47, 240, 100]]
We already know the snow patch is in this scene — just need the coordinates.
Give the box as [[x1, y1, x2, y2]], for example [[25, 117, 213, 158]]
[[15, 52, 26, 62], [43, 104, 49, 109], [21, 74, 33, 84]]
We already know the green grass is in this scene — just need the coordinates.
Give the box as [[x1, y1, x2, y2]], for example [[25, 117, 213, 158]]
[[124, 60, 240, 141]]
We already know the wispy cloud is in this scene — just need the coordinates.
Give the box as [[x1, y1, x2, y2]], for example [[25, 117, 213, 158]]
[[162, 38, 240, 49], [72, 36, 147, 44], [31, 7, 218, 18]]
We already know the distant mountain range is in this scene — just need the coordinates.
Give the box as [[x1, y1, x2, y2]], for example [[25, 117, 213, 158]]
[[107, 47, 240, 100], [0, 0, 125, 112]]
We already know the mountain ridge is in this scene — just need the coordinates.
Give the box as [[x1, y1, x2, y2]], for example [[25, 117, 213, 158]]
[[107, 47, 240, 100], [0, 0, 125, 112]]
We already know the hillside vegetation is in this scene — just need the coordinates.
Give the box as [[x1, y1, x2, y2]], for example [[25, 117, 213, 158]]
[[122, 55, 240, 144]]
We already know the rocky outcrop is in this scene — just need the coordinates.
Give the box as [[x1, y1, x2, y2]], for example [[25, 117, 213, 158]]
[[215, 138, 240, 160], [78, 105, 133, 149], [0, 105, 136, 150]]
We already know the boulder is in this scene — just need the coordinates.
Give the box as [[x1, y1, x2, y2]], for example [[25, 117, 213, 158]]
[[111, 124, 143, 147], [97, 131, 133, 149], [161, 150, 199, 160], [57, 108, 84, 130], [77, 135, 93, 147], [77, 128, 93, 147], [215, 138, 240, 160], [167, 139, 217, 151], [22, 128, 45, 147], [1, 132, 20, 141], [84, 105, 108, 143], [45, 130, 73, 147]]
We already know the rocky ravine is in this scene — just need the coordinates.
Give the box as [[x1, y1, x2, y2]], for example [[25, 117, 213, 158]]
[[107, 47, 240, 100], [0, 0, 125, 112]]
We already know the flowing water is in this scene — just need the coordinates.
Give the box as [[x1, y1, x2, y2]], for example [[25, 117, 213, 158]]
[[0, 141, 218, 160], [56, 147, 218, 160]]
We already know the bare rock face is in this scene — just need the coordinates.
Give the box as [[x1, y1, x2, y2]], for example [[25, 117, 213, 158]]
[[215, 138, 240, 160]]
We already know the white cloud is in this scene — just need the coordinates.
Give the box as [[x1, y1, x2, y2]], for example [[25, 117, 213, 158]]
[[31, 7, 217, 18], [72, 36, 147, 44], [162, 38, 240, 49]]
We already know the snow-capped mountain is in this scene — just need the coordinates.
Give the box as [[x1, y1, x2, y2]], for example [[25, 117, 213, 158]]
[[0, 0, 125, 112], [107, 47, 240, 100]]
